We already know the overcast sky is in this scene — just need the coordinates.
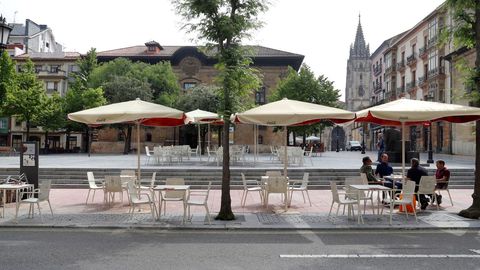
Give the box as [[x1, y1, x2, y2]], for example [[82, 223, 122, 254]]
[[1, 0, 445, 100]]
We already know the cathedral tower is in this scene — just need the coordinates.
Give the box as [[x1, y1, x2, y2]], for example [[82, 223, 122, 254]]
[[345, 15, 372, 111]]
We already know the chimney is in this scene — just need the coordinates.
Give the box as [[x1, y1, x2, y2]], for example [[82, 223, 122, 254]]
[[145, 40, 163, 54]]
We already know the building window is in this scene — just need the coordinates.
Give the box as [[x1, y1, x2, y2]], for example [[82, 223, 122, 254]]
[[146, 133, 152, 142], [35, 65, 42, 73], [183, 82, 197, 90], [428, 17, 438, 40], [12, 135, 22, 151], [67, 136, 77, 149], [50, 65, 60, 73], [46, 81, 58, 93], [148, 46, 156, 52], [0, 118, 6, 129], [255, 86, 266, 105], [428, 51, 438, 72], [15, 119, 21, 127], [117, 132, 125, 141]]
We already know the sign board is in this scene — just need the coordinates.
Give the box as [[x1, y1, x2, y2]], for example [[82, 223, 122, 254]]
[[20, 141, 39, 188]]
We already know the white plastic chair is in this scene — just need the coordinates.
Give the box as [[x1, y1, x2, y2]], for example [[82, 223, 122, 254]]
[[15, 180, 53, 222], [126, 182, 157, 220], [86, 172, 104, 204], [145, 146, 153, 165], [160, 178, 186, 215], [288, 173, 312, 206], [104, 175, 123, 204], [140, 172, 157, 200], [387, 180, 417, 225], [240, 173, 263, 207], [417, 176, 439, 210], [304, 147, 314, 165], [185, 181, 212, 224], [344, 177, 374, 214], [264, 176, 289, 211], [435, 180, 453, 206], [328, 181, 358, 222]]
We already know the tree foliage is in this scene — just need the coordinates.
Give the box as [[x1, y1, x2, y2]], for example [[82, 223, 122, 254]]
[[0, 51, 16, 109], [173, 0, 268, 220], [443, 0, 480, 219], [3, 59, 47, 139], [270, 65, 341, 139]]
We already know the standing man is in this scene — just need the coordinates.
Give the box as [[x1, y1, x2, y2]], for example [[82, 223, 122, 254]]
[[376, 133, 385, 162]]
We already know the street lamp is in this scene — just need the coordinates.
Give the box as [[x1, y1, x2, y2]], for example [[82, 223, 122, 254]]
[[427, 122, 434, 163], [361, 123, 366, 154], [0, 15, 13, 51]]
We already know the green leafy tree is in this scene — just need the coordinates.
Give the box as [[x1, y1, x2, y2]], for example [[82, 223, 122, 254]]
[[3, 59, 47, 139], [173, 0, 267, 220], [102, 75, 153, 154], [33, 93, 66, 153], [442, 0, 480, 219], [0, 51, 16, 108], [270, 65, 341, 145], [176, 85, 222, 153], [64, 48, 106, 152]]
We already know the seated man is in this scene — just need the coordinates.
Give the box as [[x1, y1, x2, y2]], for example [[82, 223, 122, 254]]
[[360, 156, 383, 185], [432, 159, 450, 205], [406, 158, 429, 210], [376, 153, 402, 190]]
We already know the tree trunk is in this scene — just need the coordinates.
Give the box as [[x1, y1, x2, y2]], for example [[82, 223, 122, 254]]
[[84, 127, 90, 154], [26, 119, 30, 141], [44, 131, 49, 154], [65, 131, 70, 151], [459, 2, 480, 219], [123, 126, 132, 155], [215, 120, 235, 220]]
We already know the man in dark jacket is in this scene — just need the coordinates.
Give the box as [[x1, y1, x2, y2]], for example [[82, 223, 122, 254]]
[[406, 158, 428, 210]]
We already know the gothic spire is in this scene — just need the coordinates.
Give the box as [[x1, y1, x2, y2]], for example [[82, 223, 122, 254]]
[[350, 14, 370, 59]]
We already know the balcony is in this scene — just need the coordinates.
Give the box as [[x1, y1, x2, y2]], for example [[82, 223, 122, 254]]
[[406, 53, 417, 67], [419, 46, 428, 60], [406, 81, 417, 92], [396, 61, 406, 73], [385, 65, 396, 75], [427, 66, 445, 80], [418, 75, 428, 87], [373, 64, 383, 76], [373, 83, 383, 94], [37, 70, 67, 78]]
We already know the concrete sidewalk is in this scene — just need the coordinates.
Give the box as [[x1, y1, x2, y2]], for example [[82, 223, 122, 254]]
[[1, 188, 479, 230]]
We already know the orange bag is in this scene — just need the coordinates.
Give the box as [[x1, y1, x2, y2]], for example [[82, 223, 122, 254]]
[[398, 194, 417, 213]]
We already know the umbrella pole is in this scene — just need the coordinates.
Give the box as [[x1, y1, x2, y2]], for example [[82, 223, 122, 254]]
[[198, 124, 201, 161], [284, 127, 288, 177], [137, 121, 141, 187], [401, 121, 405, 181], [254, 124, 257, 165], [208, 123, 211, 150]]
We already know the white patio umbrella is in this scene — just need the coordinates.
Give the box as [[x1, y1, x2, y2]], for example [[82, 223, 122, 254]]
[[306, 135, 320, 141], [355, 98, 480, 178], [185, 109, 222, 155], [68, 98, 185, 182], [234, 98, 355, 175]]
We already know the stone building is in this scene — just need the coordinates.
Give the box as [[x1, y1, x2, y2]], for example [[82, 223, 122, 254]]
[[343, 16, 372, 150], [368, 3, 461, 155], [8, 19, 63, 55], [93, 41, 304, 153], [8, 52, 81, 151]]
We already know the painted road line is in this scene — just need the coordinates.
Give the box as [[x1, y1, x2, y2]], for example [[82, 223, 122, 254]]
[[280, 254, 480, 259]]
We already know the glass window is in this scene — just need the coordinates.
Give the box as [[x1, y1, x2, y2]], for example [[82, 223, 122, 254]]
[[183, 82, 197, 90], [50, 65, 60, 73], [46, 81, 58, 92], [146, 133, 152, 142], [428, 50, 438, 71], [255, 86, 266, 105]]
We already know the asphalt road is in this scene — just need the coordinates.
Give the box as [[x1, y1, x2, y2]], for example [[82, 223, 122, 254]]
[[0, 229, 479, 270]]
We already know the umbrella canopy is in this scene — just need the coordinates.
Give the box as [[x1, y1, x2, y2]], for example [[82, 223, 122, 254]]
[[355, 98, 480, 178], [68, 98, 185, 182], [185, 109, 221, 124], [234, 98, 355, 126], [68, 98, 185, 126], [306, 136, 320, 141], [356, 98, 480, 126], [235, 98, 355, 175]]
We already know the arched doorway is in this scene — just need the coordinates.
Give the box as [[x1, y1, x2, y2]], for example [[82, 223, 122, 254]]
[[331, 126, 346, 151]]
